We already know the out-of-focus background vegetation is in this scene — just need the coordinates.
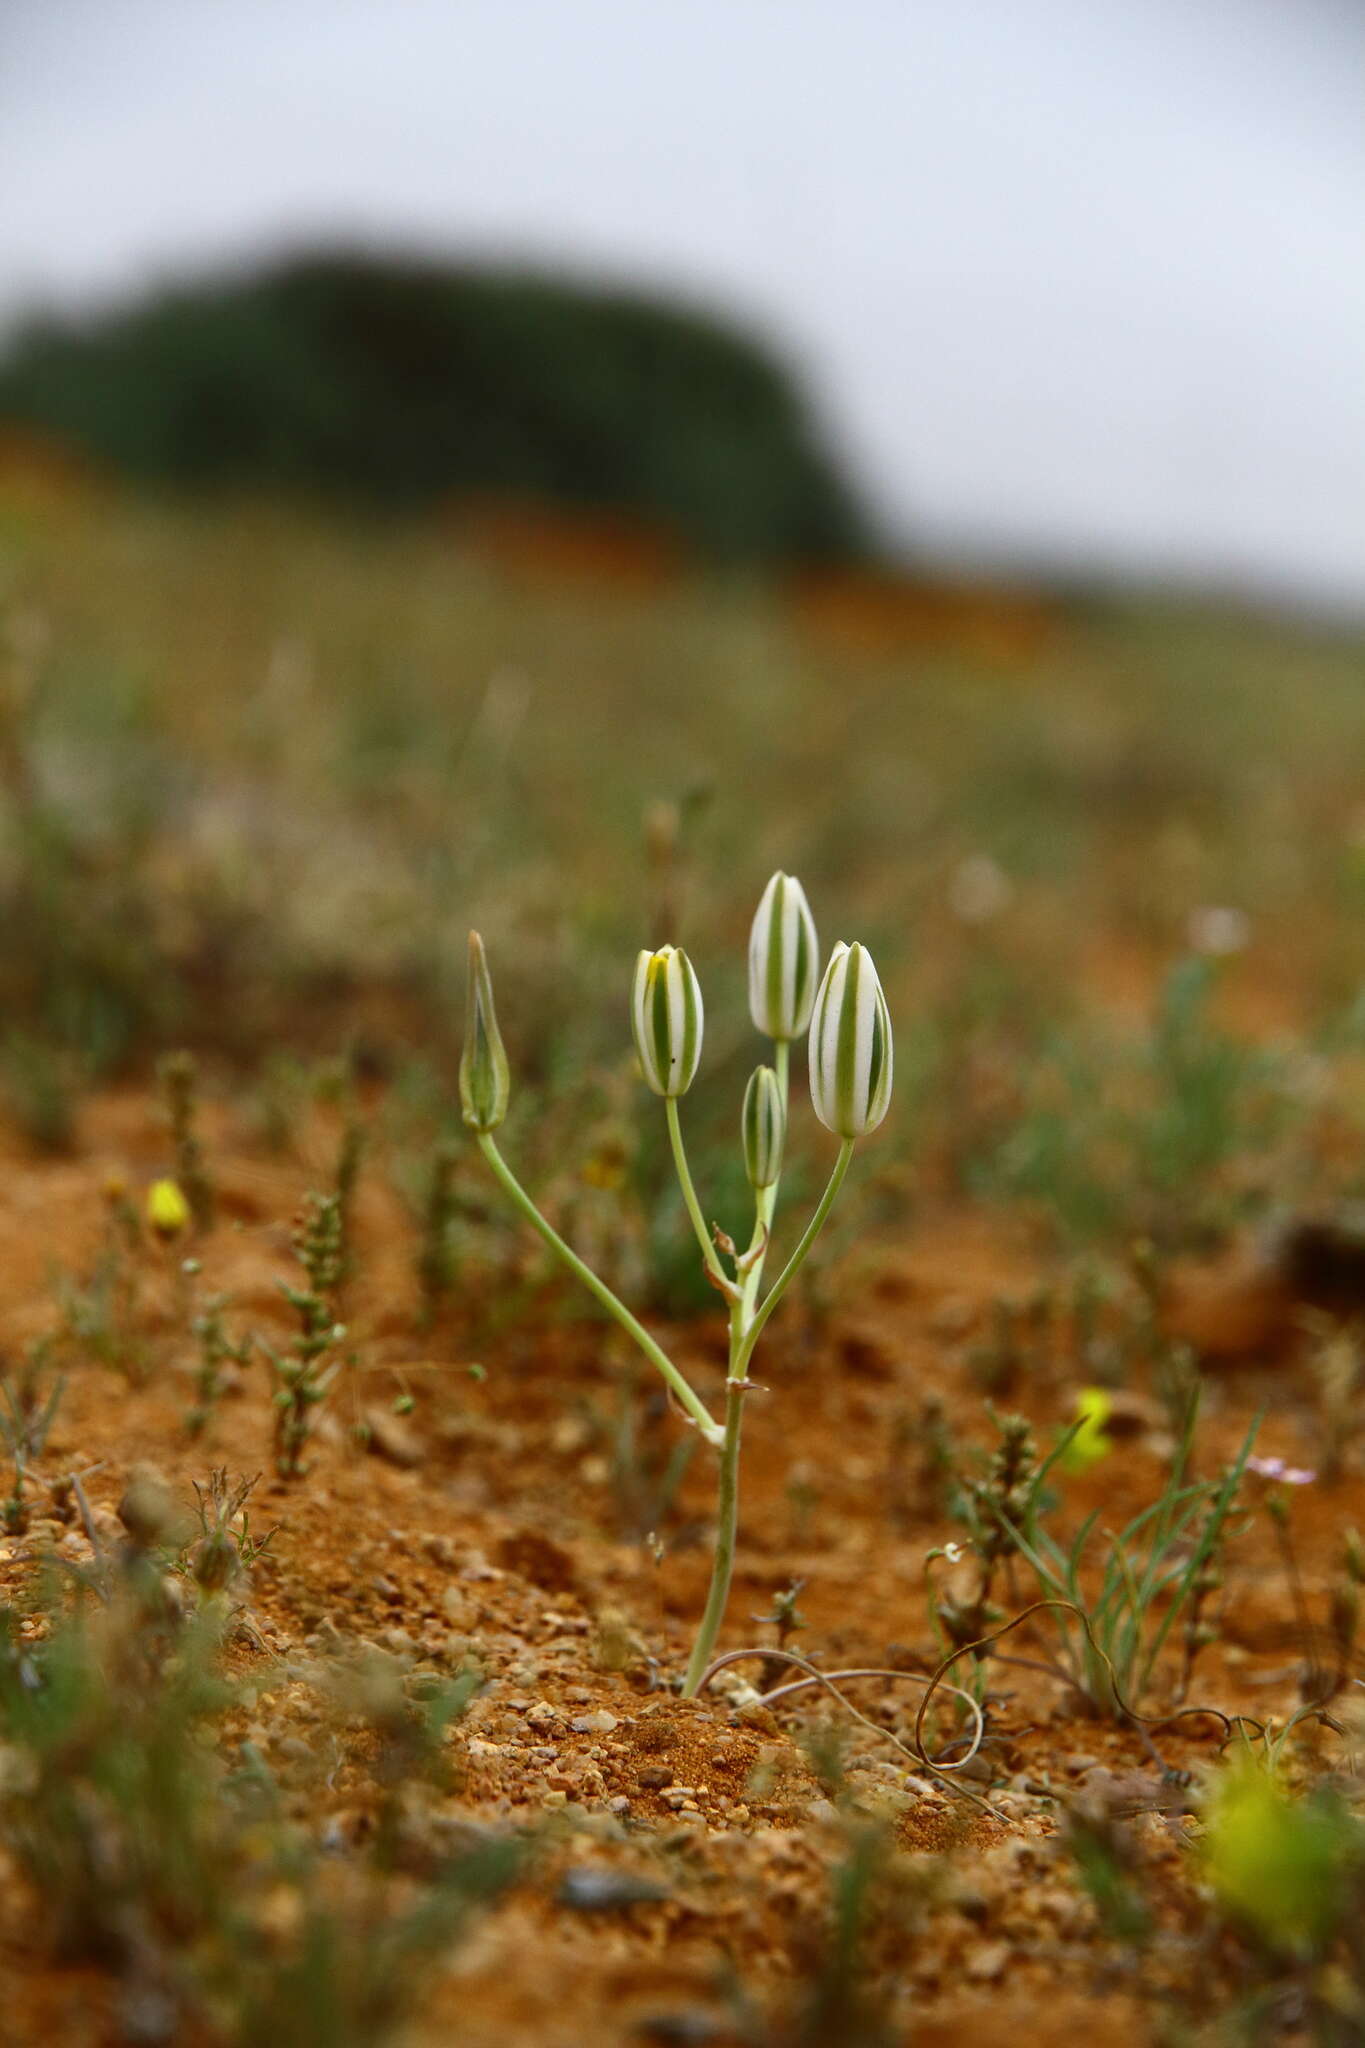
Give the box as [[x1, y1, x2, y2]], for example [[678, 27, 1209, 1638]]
[[0, 252, 868, 561], [1, 0, 1362, 1293]]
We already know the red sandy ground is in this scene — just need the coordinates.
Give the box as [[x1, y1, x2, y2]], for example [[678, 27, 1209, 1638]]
[[0, 1087, 1346, 2046]]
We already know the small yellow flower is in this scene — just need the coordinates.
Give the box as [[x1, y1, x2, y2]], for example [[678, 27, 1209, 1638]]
[[1060, 1386, 1113, 1474], [147, 1177, 191, 1239]]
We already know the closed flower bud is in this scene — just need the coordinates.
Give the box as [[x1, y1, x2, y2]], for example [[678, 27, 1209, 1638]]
[[748, 871, 819, 1040], [460, 931, 510, 1133], [630, 946, 703, 1098], [808, 942, 893, 1139], [742, 1065, 786, 1189]]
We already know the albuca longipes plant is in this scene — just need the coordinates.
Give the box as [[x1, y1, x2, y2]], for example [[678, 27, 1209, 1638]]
[[461, 873, 892, 1692]]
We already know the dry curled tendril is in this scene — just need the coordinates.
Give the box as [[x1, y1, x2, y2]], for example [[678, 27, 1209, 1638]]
[[913, 1599, 1341, 1766], [694, 1645, 1001, 1817], [696, 1597, 1339, 1817]]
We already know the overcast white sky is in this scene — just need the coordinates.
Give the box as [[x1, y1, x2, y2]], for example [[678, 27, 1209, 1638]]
[[2, 0, 1362, 608]]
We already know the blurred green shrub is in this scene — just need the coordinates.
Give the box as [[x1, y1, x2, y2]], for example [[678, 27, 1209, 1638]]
[[0, 249, 868, 563]]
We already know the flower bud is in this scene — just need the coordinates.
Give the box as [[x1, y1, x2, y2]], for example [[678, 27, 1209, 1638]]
[[741, 1065, 786, 1189], [460, 931, 510, 1133], [147, 1177, 190, 1239], [808, 942, 893, 1139], [748, 871, 818, 1041], [630, 945, 703, 1098]]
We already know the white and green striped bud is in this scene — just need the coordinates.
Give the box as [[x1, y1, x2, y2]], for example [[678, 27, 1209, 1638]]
[[741, 1065, 786, 1189], [460, 931, 510, 1133], [748, 870, 819, 1041], [630, 945, 704, 1098], [808, 942, 893, 1139]]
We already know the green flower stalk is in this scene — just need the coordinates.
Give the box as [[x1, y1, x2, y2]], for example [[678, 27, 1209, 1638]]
[[749, 870, 818, 1041], [460, 931, 510, 1133], [465, 893, 892, 1696]]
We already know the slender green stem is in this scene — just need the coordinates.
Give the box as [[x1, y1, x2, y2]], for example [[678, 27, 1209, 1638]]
[[682, 1119, 853, 1691], [477, 1133, 723, 1448], [665, 1096, 727, 1284], [682, 1368, 747, 1694], [734, 1139, 855, 1377]]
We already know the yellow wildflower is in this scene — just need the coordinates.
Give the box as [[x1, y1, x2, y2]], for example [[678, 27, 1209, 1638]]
[[147, 1177, 191, 1239], [1060, 1386, 1113, 1475]]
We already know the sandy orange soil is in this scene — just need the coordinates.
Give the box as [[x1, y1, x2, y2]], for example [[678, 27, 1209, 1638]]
[[0, 1086, 1348, 2046]]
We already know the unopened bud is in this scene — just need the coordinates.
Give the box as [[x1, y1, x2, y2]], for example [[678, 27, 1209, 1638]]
[[808, 942, 893, 1139], [630, 945, 703, 1098], [459, 931, 510, 1133], [748, 871, 818, 1041], [741, 1065, 786, 1189]]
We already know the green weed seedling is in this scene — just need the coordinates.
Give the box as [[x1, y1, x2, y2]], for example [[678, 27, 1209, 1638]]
[[725, 1819, 913, 2048], [223, 1828, 526, 2048], [1256, 1480, 1361, 1706], [1064, 1800, 1155, 1952], [0, 1338, 64, 1533], [250, 1048, 313, 1155], [187, 1290, 256, 1436], [0, 1335, 64, 1463], [1063, 1725, 1365, 2037], [0, 1544, 522, 2048], [1002, 1397, 1254, 1715], [939, 1398, 1255, 1718], [317, 1054, 367, 1279], [2, 1028, 78, 1152], [157, 1049, 216, 1232], [463, 873, 893, 1692], [976, 955, 1298, 1252], [184, 1468, 276, 1606], [265, 1192, 346, 1478], [926, 1410, 1037, 1702], [322, 1640, 482, 1870], [56, 1176, 149, 1385], [754, 1579, 809, 1696], [1141, 955, 1272, 1217], [0, 1563, 234, 1978]]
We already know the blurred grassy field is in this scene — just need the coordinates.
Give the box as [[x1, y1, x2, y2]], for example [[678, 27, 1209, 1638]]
[[4, 487, 1365, 1287]]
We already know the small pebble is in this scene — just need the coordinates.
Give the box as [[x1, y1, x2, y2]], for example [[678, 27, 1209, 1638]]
[[556, 1866, 669, 1911]]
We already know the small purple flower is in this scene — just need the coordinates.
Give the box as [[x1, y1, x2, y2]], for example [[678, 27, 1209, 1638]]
[[1247, 1455, 1317, 1486]]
